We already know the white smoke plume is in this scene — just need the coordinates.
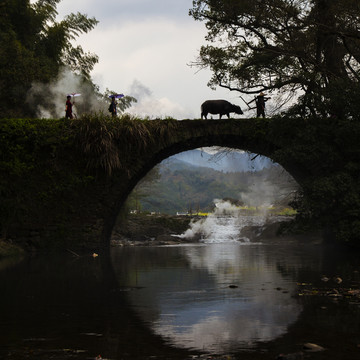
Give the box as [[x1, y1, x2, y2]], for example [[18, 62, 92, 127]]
[[26, 67, 108, 118], [240, 180, 278, 209], [240, 168, 297, 211], [177, 199, 267, 243], [126, 79, 187, 119]]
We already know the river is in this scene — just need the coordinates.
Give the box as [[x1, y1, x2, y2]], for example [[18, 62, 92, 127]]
[[0, 216, 360, 359]]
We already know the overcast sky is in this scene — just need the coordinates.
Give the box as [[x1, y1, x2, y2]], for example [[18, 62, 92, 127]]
[[56, 0, 241, 119]]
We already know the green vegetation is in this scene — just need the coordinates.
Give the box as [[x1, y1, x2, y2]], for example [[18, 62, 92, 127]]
[[0, 118, 62, 229], [269, 116, 360, 244], [130, 161, 295, 214], [69, 113, 181, 177], [0, 0, 98, 117], [190, 0, 360, 118], [0, 0, 136, 118], [0, 239, 24, 259]]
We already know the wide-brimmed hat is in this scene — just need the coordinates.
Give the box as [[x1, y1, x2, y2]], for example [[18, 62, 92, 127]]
[[259, 92, 265, 96]]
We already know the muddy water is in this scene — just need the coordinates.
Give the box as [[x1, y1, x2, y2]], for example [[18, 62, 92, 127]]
[[0, 240, 360, 359]]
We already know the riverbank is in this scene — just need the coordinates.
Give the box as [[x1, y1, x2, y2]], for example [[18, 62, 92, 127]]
[[111, 213, 194, 246], [0, 239, 25, 271], [0, 239, 24, 258], [110, 213, 322, 246]]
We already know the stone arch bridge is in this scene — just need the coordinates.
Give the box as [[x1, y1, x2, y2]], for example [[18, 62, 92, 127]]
[[2, 117, 356, 249]]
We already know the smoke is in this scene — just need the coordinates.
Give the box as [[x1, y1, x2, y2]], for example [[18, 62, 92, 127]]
[[126, 79, 188, 119], [178, 199, 266, 243], [240, 167, 297, 211], [240, 180, 278, 209], [26, 67, 108, 118], [25, 71, 209, 119], [178, 173, 297, 243]]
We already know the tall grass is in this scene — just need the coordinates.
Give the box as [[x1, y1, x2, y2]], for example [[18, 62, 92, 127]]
[[71, 113, 178, 176]]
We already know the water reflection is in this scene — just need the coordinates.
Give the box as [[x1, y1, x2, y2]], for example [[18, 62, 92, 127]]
[[2, 240, 360, 359], [111, 242, 310, 353]]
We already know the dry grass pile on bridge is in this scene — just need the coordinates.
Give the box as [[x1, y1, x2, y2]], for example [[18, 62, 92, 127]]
[[71, 114, 179, 176]]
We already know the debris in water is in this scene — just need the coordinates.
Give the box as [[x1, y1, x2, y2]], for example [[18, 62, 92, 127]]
[[276, 352, 304, 360], [302, 342, 325, 352], [67, 248, 80, 257]]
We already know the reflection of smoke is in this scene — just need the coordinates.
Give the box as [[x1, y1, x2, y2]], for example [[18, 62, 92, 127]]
[[178, 199, 265, 243], [26, 67, 107, 118], [127, 79, 186, 119]]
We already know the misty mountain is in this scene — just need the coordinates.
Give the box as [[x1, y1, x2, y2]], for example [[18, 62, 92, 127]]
[[159, 157, 200, 174], [133, 155, 296, 214]]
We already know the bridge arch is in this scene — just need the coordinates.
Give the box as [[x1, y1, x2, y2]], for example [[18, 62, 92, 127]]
[[4, 116, 330, 250], [100, 119, 307, 247]]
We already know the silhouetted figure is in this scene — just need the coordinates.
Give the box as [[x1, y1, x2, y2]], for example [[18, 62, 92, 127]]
[[109, 96, 117, 117], [65, 95, 73, 119], [249, 92, 271, 118]]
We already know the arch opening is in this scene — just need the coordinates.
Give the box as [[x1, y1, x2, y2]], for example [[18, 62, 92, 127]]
[[110, 146, 299, 245], [107, 146, 315, 356]]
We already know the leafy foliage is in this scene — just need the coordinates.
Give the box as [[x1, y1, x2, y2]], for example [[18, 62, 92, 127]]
[[0, 0, 98, 117], [268, 115, 360, 244], [190, 0, 360, 117], [0, 118, 67, 235]]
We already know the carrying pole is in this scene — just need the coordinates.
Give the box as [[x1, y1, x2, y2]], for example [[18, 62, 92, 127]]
[[239, 96, 252, 110]]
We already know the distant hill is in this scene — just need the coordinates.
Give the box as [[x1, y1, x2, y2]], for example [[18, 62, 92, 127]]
[[133, 153, 296, 215]]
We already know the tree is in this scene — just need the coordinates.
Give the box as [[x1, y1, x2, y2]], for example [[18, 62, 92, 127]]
[[0, 0, 98, 117], [190, 0, 360, 118]]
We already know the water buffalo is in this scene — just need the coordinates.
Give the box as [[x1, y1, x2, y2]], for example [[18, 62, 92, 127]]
[[201, 99, 243, 119]]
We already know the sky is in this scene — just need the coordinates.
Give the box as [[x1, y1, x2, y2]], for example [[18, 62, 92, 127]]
[[55, 0, 244, 119]]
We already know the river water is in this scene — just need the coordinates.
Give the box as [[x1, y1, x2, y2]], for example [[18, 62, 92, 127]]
[[0, 216, 360, 360]]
